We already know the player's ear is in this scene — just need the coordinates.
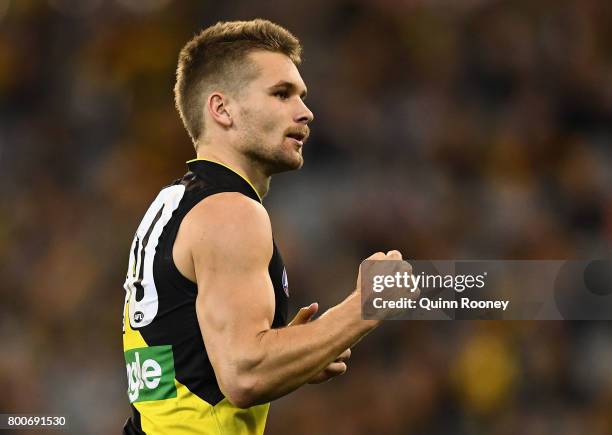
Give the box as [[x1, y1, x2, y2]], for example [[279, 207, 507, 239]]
[[207, 92, 233, 128]]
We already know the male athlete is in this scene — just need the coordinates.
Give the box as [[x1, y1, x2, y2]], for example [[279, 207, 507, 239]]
[[122, 19, 403, 434]]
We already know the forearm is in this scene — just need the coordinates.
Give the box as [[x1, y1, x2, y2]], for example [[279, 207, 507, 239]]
[[239, 293, 378, 405]]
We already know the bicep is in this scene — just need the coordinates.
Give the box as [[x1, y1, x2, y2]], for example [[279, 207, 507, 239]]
[[195, 256, 275, 356], [185, 194, 276, 375]]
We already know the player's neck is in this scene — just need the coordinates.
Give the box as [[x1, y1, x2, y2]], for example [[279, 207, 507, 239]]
[[194, 147, 271, 200]]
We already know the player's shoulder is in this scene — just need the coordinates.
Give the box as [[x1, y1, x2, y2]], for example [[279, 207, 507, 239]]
[[182, 192, 271, 241], [189, 191, 269, 223]]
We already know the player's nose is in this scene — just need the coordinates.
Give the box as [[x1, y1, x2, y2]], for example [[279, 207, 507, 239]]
[[295, 99, 314, 125]]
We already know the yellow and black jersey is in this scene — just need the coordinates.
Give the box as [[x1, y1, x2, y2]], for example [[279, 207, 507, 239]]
[[122, 159, 290, 435]]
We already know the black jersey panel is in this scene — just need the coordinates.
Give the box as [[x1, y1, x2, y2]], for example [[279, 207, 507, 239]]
[[134, 159, 289, 406]]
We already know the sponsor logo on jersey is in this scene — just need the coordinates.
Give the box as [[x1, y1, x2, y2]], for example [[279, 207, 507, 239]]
[[125, 345, 177, 403], [282, 267, 289, 297]]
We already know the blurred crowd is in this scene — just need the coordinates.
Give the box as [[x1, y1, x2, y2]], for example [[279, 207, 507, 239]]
[[0, 0, 611, 433]]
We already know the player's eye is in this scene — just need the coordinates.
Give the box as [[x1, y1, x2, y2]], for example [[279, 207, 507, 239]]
[[273, 90, 289, 100]]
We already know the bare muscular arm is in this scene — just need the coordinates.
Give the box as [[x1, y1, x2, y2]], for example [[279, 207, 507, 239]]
[[175, 192, 397, 408]]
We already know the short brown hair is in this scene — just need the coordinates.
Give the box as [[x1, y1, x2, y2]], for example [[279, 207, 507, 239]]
[[174, 19, 302, 145]]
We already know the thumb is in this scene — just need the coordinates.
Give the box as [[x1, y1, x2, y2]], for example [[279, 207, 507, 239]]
[[356, 252, 387, 289], [288, 302, 319, 326]]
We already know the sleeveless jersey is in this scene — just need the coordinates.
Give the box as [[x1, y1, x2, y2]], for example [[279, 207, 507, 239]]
[[122, 159, 290, 435]]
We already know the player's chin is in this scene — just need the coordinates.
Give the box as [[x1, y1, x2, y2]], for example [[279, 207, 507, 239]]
[[282, 138, 304, 167], [277, 159, 303, 174], [275, 149, 303, 172], [289, 152, 304, 170]]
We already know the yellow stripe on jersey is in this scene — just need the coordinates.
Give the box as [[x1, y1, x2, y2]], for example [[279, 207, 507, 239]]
[[123, 302, 270, 435], [123, 301, 148, 349], [136, 381, 269, 435]]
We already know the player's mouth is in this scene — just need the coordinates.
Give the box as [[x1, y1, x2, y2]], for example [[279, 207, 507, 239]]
[[284, 128, 309, 147]]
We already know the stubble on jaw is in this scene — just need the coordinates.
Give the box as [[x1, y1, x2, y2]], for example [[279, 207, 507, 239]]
[[236, 106, 303, 175]]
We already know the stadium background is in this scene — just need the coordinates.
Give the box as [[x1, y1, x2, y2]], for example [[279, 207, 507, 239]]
[[1, 0, 611, 433]]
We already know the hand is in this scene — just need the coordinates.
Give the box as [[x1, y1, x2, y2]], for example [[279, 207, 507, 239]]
[[357, 250, 419, 320], [288, 302, 319, 326], [307, 348, 351, 384], [356, 250, 404, 292], [288, 303, 352, 384]]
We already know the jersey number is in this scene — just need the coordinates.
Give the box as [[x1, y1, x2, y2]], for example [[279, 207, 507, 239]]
[[123, 185, 185, 330]]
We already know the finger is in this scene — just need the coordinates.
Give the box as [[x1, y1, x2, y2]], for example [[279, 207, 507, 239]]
[[324, 362, 347, 376], [386, 250, 403, 260], [307, 371, 328, 384], [288, 303, 317, 326], [335, 348, 351, 362], [288, 302, 319, 326], [308, 361, 349, 384], [288, 304, 314, 326]]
